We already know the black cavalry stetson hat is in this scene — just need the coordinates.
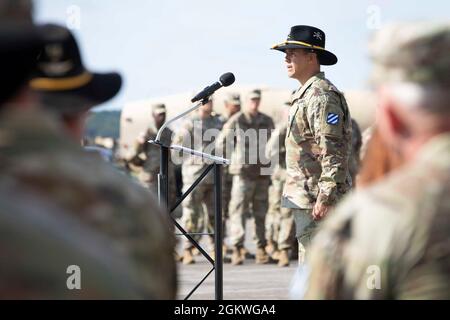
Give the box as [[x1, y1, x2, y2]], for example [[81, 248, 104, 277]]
[[30, 24, 122, 112], [0, 22, 47, 105], [271, 25, 338, 65]]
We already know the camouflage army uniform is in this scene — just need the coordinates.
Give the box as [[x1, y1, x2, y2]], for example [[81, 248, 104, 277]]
[[217, 113, 233, 240], [0, 178, 142, 299], [173, 113, 224, 250], [349, 119, 362, 184], [128, 126, 179, 216], [303, 22, 450, 300], [265, 123, 295, 252], [0, 109, 177, 299], [304, 133, 450, 299], [129, 127, 173, 191], [282, 72, 352, 263], [218, 110, 275, 250]]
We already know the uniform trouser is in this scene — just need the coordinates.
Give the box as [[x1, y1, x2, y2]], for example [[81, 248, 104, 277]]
[[182, 182, 214, 250], [266, 179, 295, 250], [229, 175, 270, 249], [222, 174, 233, 238], [265, 183, 280, 244], [292, 208, 317, 264]]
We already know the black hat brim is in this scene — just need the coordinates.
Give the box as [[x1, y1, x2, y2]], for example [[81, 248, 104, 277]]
[[35, 72, 122, 114], [76, 72, 122, 106], [271, 43, 338, 66]]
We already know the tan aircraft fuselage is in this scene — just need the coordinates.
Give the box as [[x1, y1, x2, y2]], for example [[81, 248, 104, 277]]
[[119, 86, 376, 159]]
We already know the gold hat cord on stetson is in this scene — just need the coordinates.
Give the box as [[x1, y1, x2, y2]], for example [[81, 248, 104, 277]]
[[30, 71, 93, 91], [271, 40, 325, 50]]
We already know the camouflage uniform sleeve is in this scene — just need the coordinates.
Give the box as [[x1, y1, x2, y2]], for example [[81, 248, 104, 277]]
[[265, 127, 280, 160], [304, 189, 450, 300], [128, 131, 148, 166], [171, 120, 193, 159], [215, 117, 237, 160], [308, 92, 350, 206], [302, 193, 380, 300]]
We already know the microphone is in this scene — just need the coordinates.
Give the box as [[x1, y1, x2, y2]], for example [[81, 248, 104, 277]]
[[191, 72, 235, 103]]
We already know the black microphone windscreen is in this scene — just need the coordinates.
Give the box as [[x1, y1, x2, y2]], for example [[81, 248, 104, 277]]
[[219, 73, 235, 87]]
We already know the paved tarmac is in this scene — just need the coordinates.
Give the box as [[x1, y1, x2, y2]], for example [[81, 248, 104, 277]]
[[176, 219, 298, 300]]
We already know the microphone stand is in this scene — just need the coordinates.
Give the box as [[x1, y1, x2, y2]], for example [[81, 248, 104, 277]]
[[149, 98, 229, 300]]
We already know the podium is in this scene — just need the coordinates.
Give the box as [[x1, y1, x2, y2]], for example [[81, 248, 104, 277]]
[[150, 99, 229, 300]]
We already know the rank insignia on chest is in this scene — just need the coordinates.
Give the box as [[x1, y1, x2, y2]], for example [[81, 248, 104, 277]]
[[326, 113, 339, 125]]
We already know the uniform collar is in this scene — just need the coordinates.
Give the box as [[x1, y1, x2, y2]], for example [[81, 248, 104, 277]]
[[292, 72, 325, 102]]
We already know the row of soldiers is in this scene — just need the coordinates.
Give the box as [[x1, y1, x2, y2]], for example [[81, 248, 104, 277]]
[[0, 1, 175, 299], [128, 88, 363, 267]]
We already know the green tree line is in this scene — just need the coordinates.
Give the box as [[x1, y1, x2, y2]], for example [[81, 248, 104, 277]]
[[85, 110, 121, 139]]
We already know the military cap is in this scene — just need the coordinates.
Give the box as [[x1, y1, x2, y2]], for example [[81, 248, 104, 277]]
[[224, 93, 241, 105], [152, 103, 166, 115], [0, 20, 50, 105], [271, 25, 338, 65], [248, 89, 261, 100], [369, 21, 450, 89], [29, 24, 122, 112]]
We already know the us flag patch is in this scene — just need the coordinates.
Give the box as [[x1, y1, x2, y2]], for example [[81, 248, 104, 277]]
[[326, 113, 339, 125]]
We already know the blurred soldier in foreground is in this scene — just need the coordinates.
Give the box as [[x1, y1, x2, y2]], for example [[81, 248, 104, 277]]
[[219, 93, 241, 255], [265, 100, 296, 267], [173, 98, 224, 264], [0, 4, 144, 298], [217, 89, 275, 265], [304, 22, 450, 299], [0, 180, 142, 299], [271, 25, 352, 264], [0, 21, 176, 299]]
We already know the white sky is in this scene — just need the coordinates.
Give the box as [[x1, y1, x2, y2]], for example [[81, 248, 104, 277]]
[[34, 0, 450, 110]]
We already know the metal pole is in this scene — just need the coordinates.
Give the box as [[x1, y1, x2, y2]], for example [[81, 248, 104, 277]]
[[213, 163, 223, 300]]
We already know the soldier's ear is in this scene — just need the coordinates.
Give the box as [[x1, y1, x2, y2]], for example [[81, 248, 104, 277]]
[[376, 87, 411, 146], [307, 50, 319, 65]]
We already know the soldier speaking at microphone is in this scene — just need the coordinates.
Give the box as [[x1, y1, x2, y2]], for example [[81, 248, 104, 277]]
[[271, 25, 352, 264]]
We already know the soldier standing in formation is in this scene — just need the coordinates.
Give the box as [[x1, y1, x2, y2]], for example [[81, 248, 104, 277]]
[[265, 100, 296, 267], [128, 104, 172, 191], [218, 93, 241, 256], [218, 89, 275, 265], [174, 98, 224, 264], [304, 22, 450, 299], [271, 25, 353, 264], [127, 103, 179, 216]]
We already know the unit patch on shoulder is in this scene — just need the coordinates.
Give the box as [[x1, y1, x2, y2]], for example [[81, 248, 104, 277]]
[[326, 113, 339, 125]]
